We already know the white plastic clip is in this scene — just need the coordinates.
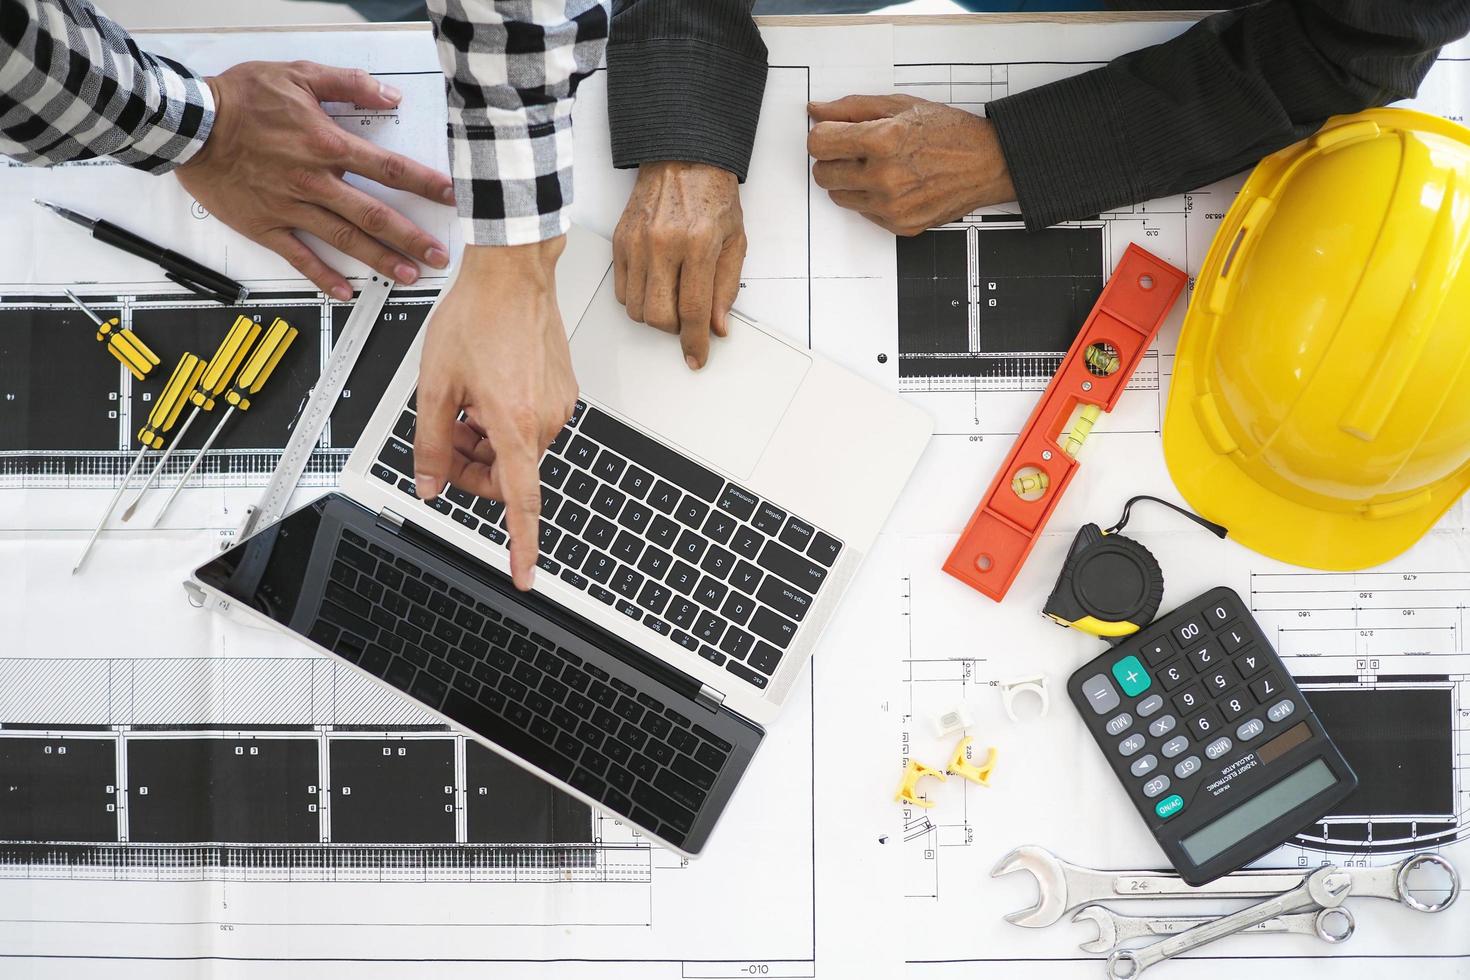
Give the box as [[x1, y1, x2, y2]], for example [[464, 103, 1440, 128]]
[[1000, 673, 1049, 722]]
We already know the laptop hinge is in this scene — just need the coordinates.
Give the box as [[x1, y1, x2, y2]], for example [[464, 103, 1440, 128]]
[[695, 682, 725, 713], [376, 507, 405, 533]]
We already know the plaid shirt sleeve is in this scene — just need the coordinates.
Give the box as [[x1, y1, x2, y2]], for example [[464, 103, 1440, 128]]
[[427, 0, 611, 246], [0, 0, 214, 173]]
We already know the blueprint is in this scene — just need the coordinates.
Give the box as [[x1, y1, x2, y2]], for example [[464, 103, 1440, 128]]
[[1, 15, 1469, 979]]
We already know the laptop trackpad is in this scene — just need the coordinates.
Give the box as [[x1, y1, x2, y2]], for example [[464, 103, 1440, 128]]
[[569, 281, 810, 479]]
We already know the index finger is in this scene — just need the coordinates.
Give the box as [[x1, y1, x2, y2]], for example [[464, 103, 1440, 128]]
[[339, 131, 455, 206], [678, 244, 718, 368], [808, 119, 890, 161], [493, 434, 545, 591]]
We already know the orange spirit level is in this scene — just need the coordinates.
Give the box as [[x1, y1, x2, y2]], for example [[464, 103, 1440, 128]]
[[943, 245, 1187, 601]]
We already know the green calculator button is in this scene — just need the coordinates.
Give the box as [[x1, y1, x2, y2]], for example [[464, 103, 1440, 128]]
[[1111, 655, 1152, 697], [1155, 794, 1184, 820]]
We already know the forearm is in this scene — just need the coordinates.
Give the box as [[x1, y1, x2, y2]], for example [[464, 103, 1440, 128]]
[[0, 0, 214, 171], [987, 0, 1470, 230], [427, 0, 610, 246], [607, 0, 768, 182]]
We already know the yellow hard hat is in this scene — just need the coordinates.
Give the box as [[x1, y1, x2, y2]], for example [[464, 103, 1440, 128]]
[[1165, 108, 1470, 570]]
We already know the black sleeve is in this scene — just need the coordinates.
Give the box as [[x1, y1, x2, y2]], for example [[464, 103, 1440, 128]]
[[606, 0, 768, 182], [985, 1, 1470, 230]]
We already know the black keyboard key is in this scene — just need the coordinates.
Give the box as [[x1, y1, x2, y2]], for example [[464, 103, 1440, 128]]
[[1235, 648, 1270, 679], [539, 487, 562, 520], [1249, 671, 1284, 703], [694, 576, 728, 609], [1220, 623, 1252, 653], [427, 496, 454, 516], [453, 508, 479, 531], [1188, 706, 1226, 740], [409, 671, 448, 707], [560, 569, 589, 590], [338, 542, 376, 575], [758, 539, 827, 593], [644, 615, 671, 636], [611, 530, 644, 564], [326, 580, 371, 618], [726, 659, 769, 689], [653, 768, 707, 812], [371, 463, 397, 486], [320, 600, 378, 641], [329, 560, 358, 588], [757, 577, 813, 623], [539, 454, 572, 489], [808, 531, 843, 567], [730, 525, 764, 560], [616, 600, 641, 620], [633, 781, 697, 830], [647, 740, 674, 766], [310, 621, 341, 650], [637, 581, 672, 615], [570, 400, 586, 426], [648, 515, 680, 548], [1173, 684, 1206, 715], [580, 407, 724, 502], [565, 469, 598, 503], [716, 485, 758, 521], [585, 516, 618, 550], [623, 727, 651, 757], [693, 611, 726, 645], [673, 529, 707, 563], [562, 665, 591, 694], [356, 641, 389, 674], [591, 484, 626, 520], [554, 536, 590, 569], [611, 677, 636, 696], [702, 511, 736, 545], [592, 450, 627, 483], [454, 606, 485, 633], [584, 551, 615, 584], [675, 496, 710, 529], [434, 619, 463, 646], [549, 425, 572, 455], [667, 597, 699, 629], [581, 749, 611, 777], [748, 607, 797, 649], [566, 435, 598, 469], [619, 466, 654, 499], [377, 437, 414, 477], [570, 768, 607, 801], [719, 626, 755, 661], [671, 753, 716, 790], [612, 566, 644, 599], [554, 731, 583, 760], [555, 500, 590, 535], [729, 561, 763, 595], [605, 739, 632, 765], [699, 646, 726, 666], [648, 480, 681, 514], [1186, 642, 1223, 672], [693, 738, 729, 770], [479, 524, 507, 545], [700, 545, 735, 579], [636, 546, 673, 580], [667, 561, 700, 595], [641, 713, 673, 740], [619, 500, 653, 535], [748, 642, 783, 675], [453, 673, 480, 697], [472, 497, 505, 523], [446, 484, 475, 508], [779, 517, 815, 551], [587, 682, 617, 710], [720, 591, 756, 626], [614, 697, 644, 725]]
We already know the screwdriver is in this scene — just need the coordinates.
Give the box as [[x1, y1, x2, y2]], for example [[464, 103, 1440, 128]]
[[64, 289, 161, 381], [151, 316, 298, 528], [119, 315, 261, 522], [72, 352, 205, 573]]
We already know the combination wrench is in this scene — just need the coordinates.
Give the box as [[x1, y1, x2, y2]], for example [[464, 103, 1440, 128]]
[[1071, 903, 1355, 953]]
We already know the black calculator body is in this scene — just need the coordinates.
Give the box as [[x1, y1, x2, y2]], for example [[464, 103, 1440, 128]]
[[1066, 587, 1357, 885]]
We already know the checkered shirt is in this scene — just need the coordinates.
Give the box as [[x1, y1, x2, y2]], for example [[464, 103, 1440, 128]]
[[0, 0, 215, 172]]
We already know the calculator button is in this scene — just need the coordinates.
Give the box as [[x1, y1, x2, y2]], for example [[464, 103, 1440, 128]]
[[1172, 685, 1205, 715], [1110, 655, 1152, 697], [1142, 775, 1171, 798], [1185, 642, 1222, 672], [1105, 713, 1133, 737], [1161, 736, 1189, 759], [1220, 693, 1251, 721], [1130, 754, 1159, 778], [1136, 694, 1164, 718], [1188, 707, 1225, 740], [1139, 636, 1172, 665], [1171, 618, 1207, 649], [1118, 733, 1146, 757], [1236, 718, 1265, 741], [1081, 673, 1121, 714], [1155, 794, 1185, 819], [1147, 714, 1177, 738], [1204, 668, 1236, 694], [1173, 755, 1202, 779], [1204, 736, 1233, 760], [1202, 596, 1242, 628], [1157, 662, 1190, 691], [1267, 699, 1296, 723], [1249, 672, 1283, 704], [1219, 625, 1251, 653], [1234, 647, 1269, 679]]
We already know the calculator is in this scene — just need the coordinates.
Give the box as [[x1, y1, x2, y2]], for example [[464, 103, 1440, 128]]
[[1066, 587, 1357, 885]]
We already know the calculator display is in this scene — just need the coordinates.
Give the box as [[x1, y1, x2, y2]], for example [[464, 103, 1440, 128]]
[[1180, 758, 1335, 864]]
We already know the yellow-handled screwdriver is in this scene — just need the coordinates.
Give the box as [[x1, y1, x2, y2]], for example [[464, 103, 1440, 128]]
[[72, 352, 206, 573], [119, 314, 261, 522], [151, 316, 298, 528], [64, 289, 161, 381]]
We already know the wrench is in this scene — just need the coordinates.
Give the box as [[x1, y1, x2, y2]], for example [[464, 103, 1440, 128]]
[[1105, 866, 1352, 978], [991, 845, 1458, 927], [1072, 904, 1355, 953]]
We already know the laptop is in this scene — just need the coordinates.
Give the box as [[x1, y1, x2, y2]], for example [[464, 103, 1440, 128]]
[[190, 226, 933, 856]]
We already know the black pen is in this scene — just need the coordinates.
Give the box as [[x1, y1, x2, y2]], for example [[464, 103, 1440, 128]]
[[35, 199, 249, 305]]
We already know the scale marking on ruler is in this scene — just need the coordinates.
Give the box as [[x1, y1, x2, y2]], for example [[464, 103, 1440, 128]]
[[235, 275, 395, 541]]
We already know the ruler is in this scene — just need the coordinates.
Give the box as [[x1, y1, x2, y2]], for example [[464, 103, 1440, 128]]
[[235, 275, 395, 541]]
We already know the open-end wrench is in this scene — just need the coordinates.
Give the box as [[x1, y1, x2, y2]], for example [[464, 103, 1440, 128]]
[[1072, 903, 1356, 953], [991, 845, 1458, 927], [1105, 866, 1352, 978]]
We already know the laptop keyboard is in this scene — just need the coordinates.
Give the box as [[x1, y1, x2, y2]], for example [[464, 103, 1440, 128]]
[[370, 394, 844, 693], [312, 526, 734, 847]]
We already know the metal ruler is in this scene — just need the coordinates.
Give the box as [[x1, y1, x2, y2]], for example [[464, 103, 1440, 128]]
[[235, 275, 395, 541]]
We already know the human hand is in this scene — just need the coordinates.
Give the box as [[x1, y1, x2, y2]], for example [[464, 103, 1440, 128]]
[[807, 95, 1015, 236], [413, 240, 576, 591], [176, 61, 454, 300], [613, 161, 745, 370]]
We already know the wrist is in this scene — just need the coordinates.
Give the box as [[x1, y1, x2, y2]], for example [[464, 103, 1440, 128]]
[[460, 238, 564, 286], [968, 118, 1016, 210], [638, 160, 737, 189]]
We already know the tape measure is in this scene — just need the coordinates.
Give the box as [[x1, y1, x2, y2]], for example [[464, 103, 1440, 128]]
[[234, 275, 394, 541], [1043, 496, 1227, 643]]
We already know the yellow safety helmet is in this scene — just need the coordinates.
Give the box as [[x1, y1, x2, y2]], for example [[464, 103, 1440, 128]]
[[1165, 108, 1470, 570]]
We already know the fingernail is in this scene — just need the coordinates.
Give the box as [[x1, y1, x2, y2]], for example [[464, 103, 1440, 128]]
[[426, 246, 449, 268], [415, 475, 438, 499], [330, 284, 352, 301], [685, 355, 701, 371], [440, 185, 456, 205], [394, 263, 418, 284], [379, 82, 402, 103]]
